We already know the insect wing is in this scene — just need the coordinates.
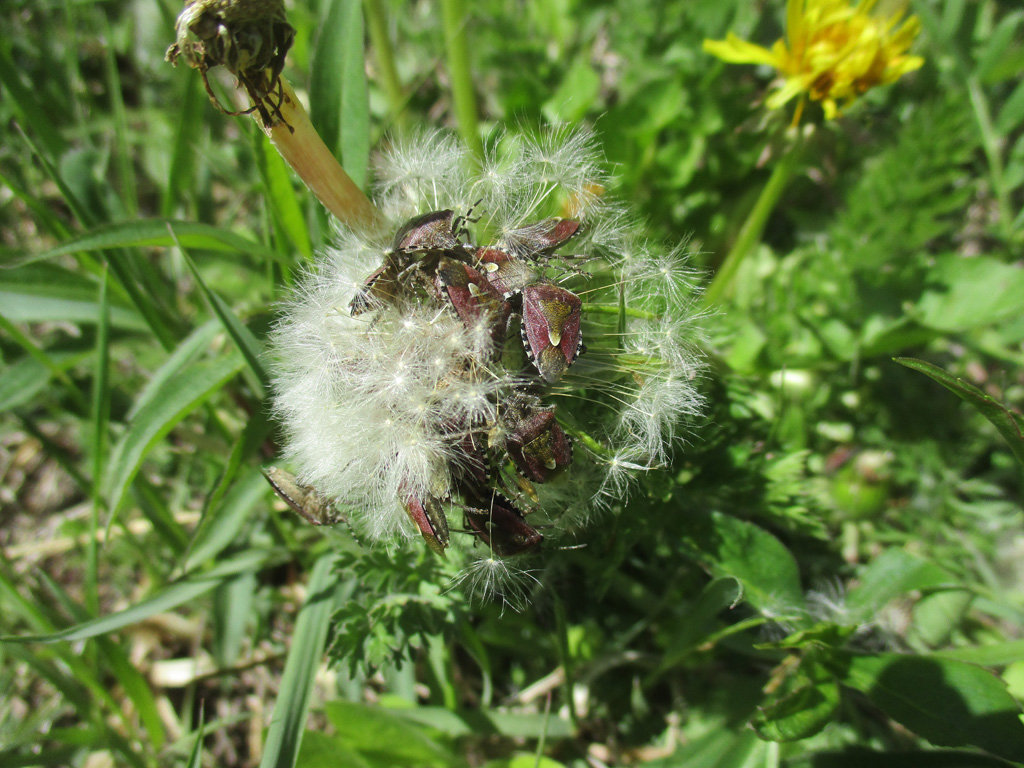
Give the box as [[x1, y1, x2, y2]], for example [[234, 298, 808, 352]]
[[475, 247, 537, 297], [264, 468, 344, 526], [436, 256, 511, 355], [503, 218, 580, 258], [403, 493, 450, 556], [520, 283, 583, 383], [505, 405, 573, 483], [392, 209, 459, 253], [463, 491, 543, 557]]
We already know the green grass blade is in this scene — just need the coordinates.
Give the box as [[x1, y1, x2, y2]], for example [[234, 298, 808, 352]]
[[259, 553, 340, 768], [126, 320, 221, 421], [0, 548, 276, 644], [179, 248, 269, 394], [310, 0, 370, 188], [255, 134, 314, 262], [185, 467, 270, 569], [0, 313, 88, 411], [101, 13, 136, 218], [895, 357, 1024, 469], [86, 268, 111, 615], [339, 0, 370, 189], [162, 68, 205, 219], [2, 219, 286, 269], [0, 44, 66, 159], [0, 357, 51, 411], [104, 355, 245, 525]]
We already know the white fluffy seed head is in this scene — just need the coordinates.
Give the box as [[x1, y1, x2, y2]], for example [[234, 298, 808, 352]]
[[269, 126, 707, 586]]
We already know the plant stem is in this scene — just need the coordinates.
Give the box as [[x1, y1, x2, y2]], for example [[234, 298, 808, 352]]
[[259, 78, 379, 230], [702, 141, 802, 308], [363, 0, 407, 129], [439, 0, 483, 160]]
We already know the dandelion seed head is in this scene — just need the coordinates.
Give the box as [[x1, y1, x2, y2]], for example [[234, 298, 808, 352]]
[[269, 126, 707, 597]]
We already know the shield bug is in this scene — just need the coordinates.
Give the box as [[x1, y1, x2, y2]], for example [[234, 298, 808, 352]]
[[435, 256, 512, 356], [497, 395, 573, 483], [475, 247, 538, 298], [403, 493, 450, 556], [392, 209, 461, 254], [462, 489, 543, 557], [520, 282, 583, 383], [502, 218, 580, 259], [264, 467, 345, 526]]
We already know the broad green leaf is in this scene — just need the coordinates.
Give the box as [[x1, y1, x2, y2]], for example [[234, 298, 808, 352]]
[[657, 577, 743, 672], [260, 553, 341, 768], [104, 355, 245, 522], [391, 706, 574, 740], [483, 757, 567, 768], [845, 548, 955, 624], [895, 357, 1024, 468], [679, 510, 806, 621], [324, 701, 457, 767], [934, 640, 1024, 667], [789, 749, 1019, 767], [2, 219, 284, 269], [832, 652, 1024, 761], [914, 255, 1024, 333], [0, 549, 273, 643], [752, 660, 839, 741], [295, 731, 372, 768]]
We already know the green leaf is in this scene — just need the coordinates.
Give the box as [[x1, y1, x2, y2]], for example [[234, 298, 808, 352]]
[[104, 355, 244, 522], [255, 135, 314, 261], [934, 640, 1024, 667], [0, 356, 51, 411], [185, 468, 270, 568], [180, 250, 269, 393], [310, 0, 370, 188], [845, 548, 956, 625], [323, 701, 457, 767], [295, 731, 373, 768], [679, 510, 806, 621], [0, 549, 273, 643], [793, 749, 1020, 767], [752, 661, 839, 742], [2, 219, 285, 269], [260, 553, 341, 768], [895, 357, 1024, 468], [913, 255, 1024, 333], [832, 652, 1024, 761], [390, 705, 574, 740]]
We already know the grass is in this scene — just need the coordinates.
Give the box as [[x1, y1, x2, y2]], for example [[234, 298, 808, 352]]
[[1, 0, 1023, 766]]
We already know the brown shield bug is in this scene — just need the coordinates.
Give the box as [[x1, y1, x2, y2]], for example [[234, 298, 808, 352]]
[[403, 492, 450, 556], [434, 256, 512, 356], [496, 394, 573, 483], [475, 246, 539, 298], [391, 209, 462, 253], [502, 218, 580, 258], [264, 467, 346, 526], [462, 488, 543, 556], [520, 282, 583, 383]]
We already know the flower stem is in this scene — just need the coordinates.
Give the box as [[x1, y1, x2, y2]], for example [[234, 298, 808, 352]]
[[260, 77, 379, 230], [439, 0, 483, 160], [702, 141, 802, 307], [363, 0, 407, 129]]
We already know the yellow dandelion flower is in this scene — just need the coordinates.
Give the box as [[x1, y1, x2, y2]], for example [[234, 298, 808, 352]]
[[704, 0, 924, 122]]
